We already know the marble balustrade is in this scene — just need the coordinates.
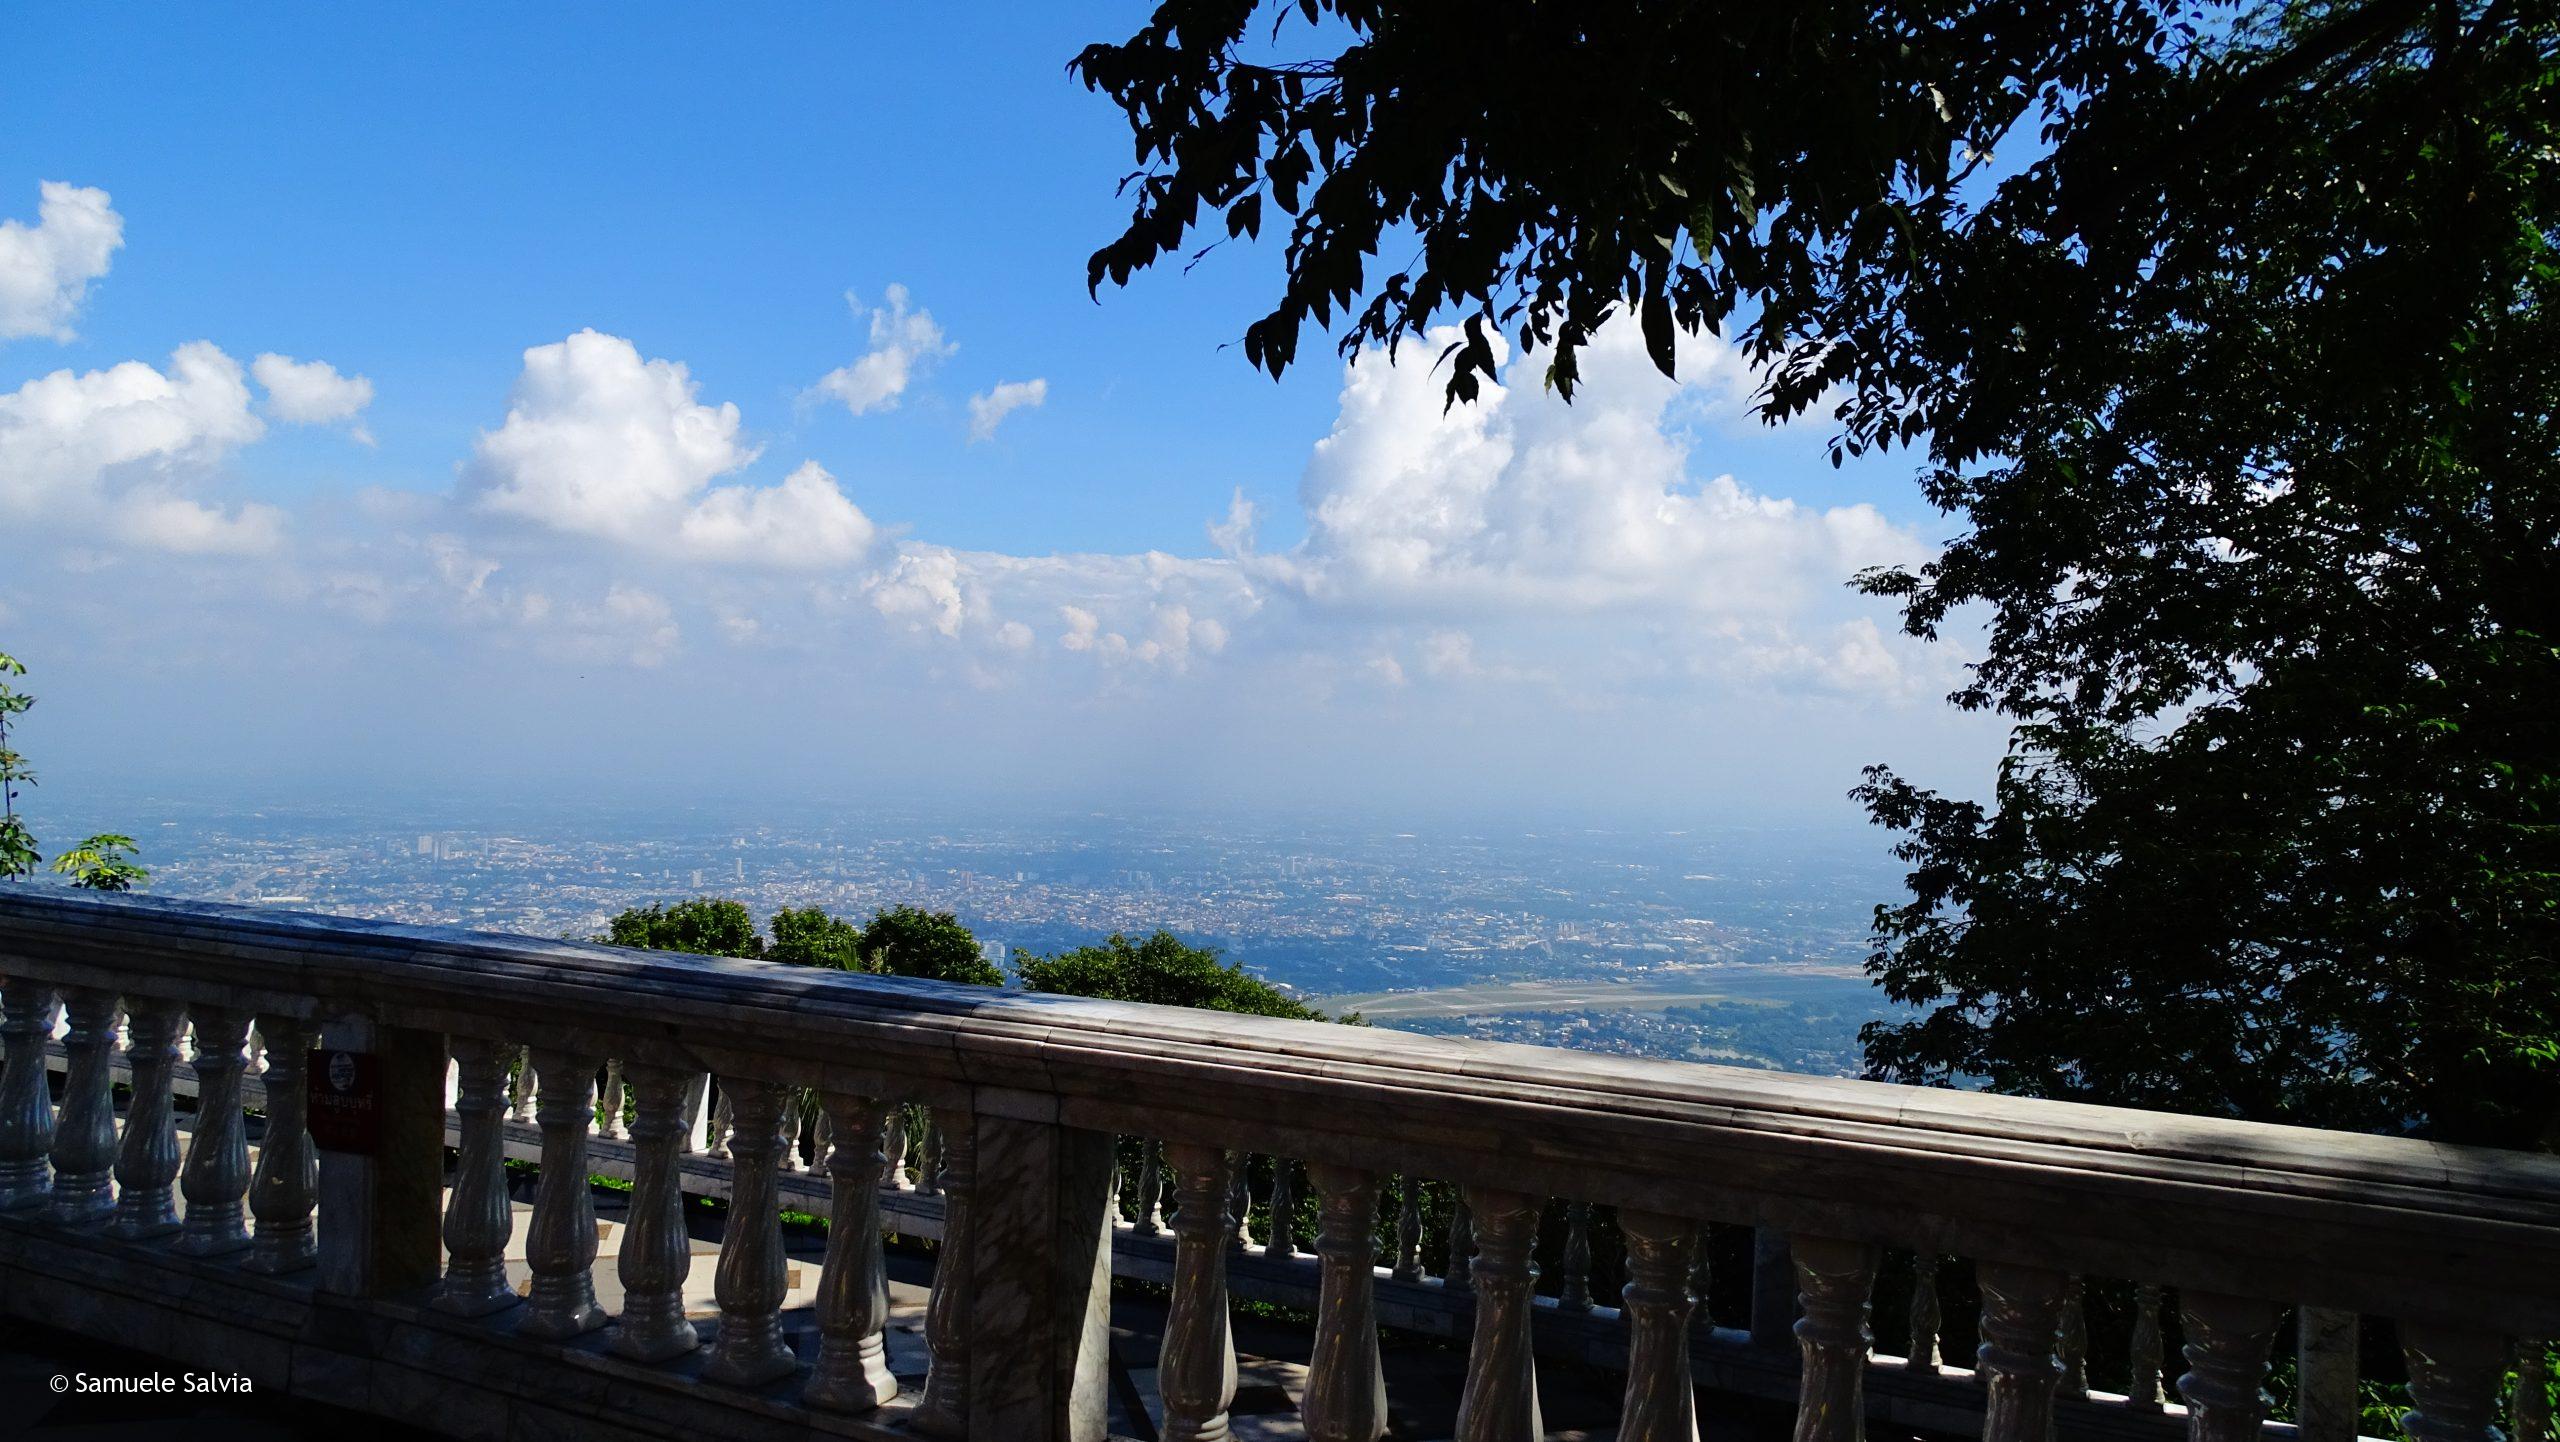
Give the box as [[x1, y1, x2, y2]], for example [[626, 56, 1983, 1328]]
[[1, 889, 2556, 1442]]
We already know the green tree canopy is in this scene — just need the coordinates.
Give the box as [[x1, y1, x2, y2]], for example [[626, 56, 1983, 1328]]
[[1015, 930, 1325, 1020], [599, 898, 765, 959], [769, 905, 864, 970], [857, 904, 1003, 987], [1079, 0, 2560, 1147], [52, 834, 148, 893]]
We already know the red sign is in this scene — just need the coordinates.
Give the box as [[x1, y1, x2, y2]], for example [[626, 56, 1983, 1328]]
[[306, 1047, 381, 1155]]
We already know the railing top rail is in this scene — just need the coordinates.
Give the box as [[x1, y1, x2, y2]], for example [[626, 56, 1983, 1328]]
[[4, 889, 2555, 1332]]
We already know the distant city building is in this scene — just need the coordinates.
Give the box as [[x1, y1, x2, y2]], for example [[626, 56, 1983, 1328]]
[[417, 835, 435, 856]]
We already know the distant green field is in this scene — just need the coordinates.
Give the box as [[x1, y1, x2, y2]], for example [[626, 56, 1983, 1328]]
[[1320, 965, 1868, 1019]]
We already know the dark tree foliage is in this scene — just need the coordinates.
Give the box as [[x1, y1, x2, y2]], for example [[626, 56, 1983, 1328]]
[[1074, 0, 2171, 420], [599, 900, 1000, 984], [1851, 1, 2560, 1148], [1015, 929, 1327, 1020], [598, 898, 766, 959], [769, 905, 865, 970], [1081, 0, 2560, 1147], [856, 904, 1004, 987]]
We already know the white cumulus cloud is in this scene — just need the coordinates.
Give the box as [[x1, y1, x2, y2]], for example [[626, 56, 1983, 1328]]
[[0, 341, 282, 553], [0, 181, 122, 342], [1228, 320, 1938, 695], [811, 284, 953, 416], [966, 377, 1046, 442], [253, 353, 376, 442], [465, 329, 874, 568], [676, 460, 876, 567], [1267, 322, 1924, 619], [867, 546, 971, 636]]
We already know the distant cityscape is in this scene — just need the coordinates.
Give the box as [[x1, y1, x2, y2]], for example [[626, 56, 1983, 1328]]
[[28, 793, 1909, 1077]]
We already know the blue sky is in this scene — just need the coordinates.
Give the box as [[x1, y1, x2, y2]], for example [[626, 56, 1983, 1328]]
[[0, 4, 2000, 825]]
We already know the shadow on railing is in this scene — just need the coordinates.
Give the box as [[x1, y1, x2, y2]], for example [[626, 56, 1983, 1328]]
[[2, 890, 2555, 1442]]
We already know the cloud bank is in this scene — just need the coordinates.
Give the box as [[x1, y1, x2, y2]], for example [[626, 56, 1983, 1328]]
[[0, 197, 1976, 812]]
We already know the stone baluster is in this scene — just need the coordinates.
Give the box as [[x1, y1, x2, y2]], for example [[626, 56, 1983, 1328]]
[[611, 1064, 701, 1361], [243, 1018, 317, 1274], [704, 1079, 797, 1386], [508, 1045, 537, 1122], [1905, 1253, 1943, 1373], [1392, 1179, 1424, 1282], [1229, 1153, 1255, 1249], [1303, 1163, 1387, 1442], [2176, 1292, 2283, 1442], [435, 1038, 519, 1314], [1131, 1136, 1165, 1235], [1557, 1201, 1595, 1314], [1791, 1236, 1877, 1442], [1976, 1263, 2068, 1442], [518, 1050, 608, 1339], [1160, 1143, 1238, 1442], [2296, 1307, 2364, 1442], [1453, 1186, 1541, 1441], [0, 982, 55, 1210], [880, 1103, 913, 1190], [176, 1006, 254, 1255], [2401, 1323, 2514, 1442], [706, 1084, 735, 1160], [2512, 1342, 2553, 1442], [1618, 1209, 1701, 1442], [1686, 1226, 1712, 1318], [48, 989, 121, 1226], [806, 1093, 898, 1412], [2056, 1276, 2090, 1400], [1445, 1190, 1475, 1294], [597, 1058, 627, 1140], [1267, 1156, 1300, 1259], [108, 998, 186, 1240], [2126, 1283, 2169, 1410], [912, 1107, 979, 1436]]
